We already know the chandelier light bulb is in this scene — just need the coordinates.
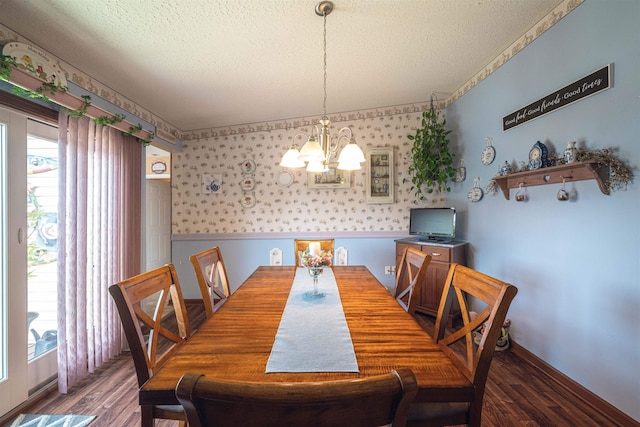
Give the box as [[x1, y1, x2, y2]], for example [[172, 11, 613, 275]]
[[280, 146, 306, 168]]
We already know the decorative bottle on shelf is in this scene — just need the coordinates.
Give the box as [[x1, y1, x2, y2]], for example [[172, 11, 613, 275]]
[[500, 161, 512, 175], [563, 141, 577, 164]]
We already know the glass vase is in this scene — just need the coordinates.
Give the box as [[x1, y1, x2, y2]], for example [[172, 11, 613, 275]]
[[306, 267, 325, 298]]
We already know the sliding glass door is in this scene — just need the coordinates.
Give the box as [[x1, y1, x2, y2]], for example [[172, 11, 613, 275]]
[[0, 107, 29, 415], [1, 108, 58, 416], [25, 119, 58, 390]]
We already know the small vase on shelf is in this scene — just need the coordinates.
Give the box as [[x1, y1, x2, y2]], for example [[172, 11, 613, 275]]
[[563, 141, 577, 164], [500, 161, 512, 176]]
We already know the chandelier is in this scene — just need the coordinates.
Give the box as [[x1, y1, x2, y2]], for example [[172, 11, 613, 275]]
[[280, 1, 365, 172]]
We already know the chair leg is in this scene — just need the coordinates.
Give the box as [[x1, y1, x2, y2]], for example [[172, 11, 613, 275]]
[[140, 405, 155, 427], [468, 403, 482, 427]]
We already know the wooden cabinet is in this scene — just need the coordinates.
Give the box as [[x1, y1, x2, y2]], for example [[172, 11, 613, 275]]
[[395, 239, 468, 323], [365, 147, 394, 203]]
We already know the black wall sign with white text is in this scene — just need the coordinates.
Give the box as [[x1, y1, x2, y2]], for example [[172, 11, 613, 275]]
[[502, 64, 612, 131]]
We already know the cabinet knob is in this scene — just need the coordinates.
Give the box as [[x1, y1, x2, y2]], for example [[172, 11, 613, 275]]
[[431, 252, 441, 257]]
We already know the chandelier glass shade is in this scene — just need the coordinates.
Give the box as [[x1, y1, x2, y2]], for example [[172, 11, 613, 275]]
[[279, 1, 365, 172]]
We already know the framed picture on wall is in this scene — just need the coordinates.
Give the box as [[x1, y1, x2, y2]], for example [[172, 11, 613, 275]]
[[307, 164, 351, 189]]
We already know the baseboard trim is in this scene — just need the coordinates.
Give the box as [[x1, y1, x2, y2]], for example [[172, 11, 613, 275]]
[[510, 340, 639, 427]]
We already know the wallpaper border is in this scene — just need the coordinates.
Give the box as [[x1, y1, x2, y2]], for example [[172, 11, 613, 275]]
[[172, 231, 412, 241]]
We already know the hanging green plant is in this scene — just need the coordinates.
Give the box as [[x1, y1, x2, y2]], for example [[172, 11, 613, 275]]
[[404, 105, 457, 200]]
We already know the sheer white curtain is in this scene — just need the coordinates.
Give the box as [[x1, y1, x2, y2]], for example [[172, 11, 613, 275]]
[[57, 110, 142, 393]]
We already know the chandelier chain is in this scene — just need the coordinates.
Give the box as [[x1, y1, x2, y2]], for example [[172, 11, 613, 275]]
[[323, 9, 327, 117]]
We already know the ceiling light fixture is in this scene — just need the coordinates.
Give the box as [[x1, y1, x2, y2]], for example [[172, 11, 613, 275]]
[[280, 1, 365, 172]]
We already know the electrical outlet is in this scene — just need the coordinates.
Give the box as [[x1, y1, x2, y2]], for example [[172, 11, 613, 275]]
[[384, 266, 391, 275], [391, 265, 396, 274]]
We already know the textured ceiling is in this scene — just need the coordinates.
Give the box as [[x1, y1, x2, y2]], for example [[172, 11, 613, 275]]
[[0, 0, 565, 132]]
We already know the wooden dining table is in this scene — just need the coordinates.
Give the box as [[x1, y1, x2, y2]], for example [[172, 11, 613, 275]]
[[139, 266, 473, 406]]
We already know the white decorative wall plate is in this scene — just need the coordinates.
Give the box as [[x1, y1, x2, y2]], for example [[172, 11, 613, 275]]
[[240, 176, 255, 191], [240, 192, 256, 208], [276, 170, 294, 187], [241, 159, 256, 174]]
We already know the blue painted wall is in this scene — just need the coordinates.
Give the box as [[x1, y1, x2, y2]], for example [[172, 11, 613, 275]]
[[445, 0, 639, 420], [173, 235, 405, 298]]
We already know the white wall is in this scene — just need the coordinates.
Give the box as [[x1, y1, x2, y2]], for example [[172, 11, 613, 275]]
[[445, 0, 639, 420]]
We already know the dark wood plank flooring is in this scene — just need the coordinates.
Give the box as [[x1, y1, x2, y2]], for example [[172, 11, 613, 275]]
[[2, 303, 626, 426]]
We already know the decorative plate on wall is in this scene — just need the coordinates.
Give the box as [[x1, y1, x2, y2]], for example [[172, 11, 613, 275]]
[[240, 193, 256, 208], [241, 159, 256, 174], [467, 177, 483, 202], [481, 137, 496, 166], [276, 170, 294, 187], [240, 176, 255, 191]]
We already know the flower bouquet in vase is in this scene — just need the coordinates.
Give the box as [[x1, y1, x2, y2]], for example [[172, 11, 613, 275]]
[[300, 247, 332, 298]]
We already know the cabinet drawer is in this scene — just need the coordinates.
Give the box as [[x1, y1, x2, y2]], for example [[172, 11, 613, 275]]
[[419, 246, 451, 263]]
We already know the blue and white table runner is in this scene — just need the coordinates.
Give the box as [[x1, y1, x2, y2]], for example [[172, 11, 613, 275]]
[[265, 267, 359, 373]]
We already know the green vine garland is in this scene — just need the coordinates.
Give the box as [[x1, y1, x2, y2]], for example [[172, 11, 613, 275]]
[[0, 54, 17, 81], [2, 54, 153, 145], [123, 124, 154, 146], [93, 114, 126, 126], [63, 95, 92, 118]]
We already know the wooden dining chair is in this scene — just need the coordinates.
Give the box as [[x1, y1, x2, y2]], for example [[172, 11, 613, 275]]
[[109, 264, 191, 427], [189, 246, 231, 318], [294, 239, 335, 267], [394, 247, 431, 315], [175, 367, 418, 427], [406, 263, 518, 427]]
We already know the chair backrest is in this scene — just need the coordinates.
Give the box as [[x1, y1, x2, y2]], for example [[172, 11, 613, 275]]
[[176, 368, 418, 427], [189, 246, 231, 318], [294, 239, 335, 267], [109, 264, 191, 388], [394, 247, 431, 315], [434, 263, 518, 423]]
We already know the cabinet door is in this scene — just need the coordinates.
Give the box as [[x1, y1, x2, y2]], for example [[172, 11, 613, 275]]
[[420, 261, 451, 316], [365, 147, 394, 203]]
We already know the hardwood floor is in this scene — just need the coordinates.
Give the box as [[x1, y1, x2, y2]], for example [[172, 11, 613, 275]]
[[2, 303, 629, 426]]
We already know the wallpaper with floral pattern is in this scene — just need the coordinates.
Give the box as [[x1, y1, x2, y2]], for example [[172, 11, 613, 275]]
[[172, 107, 449, 235]]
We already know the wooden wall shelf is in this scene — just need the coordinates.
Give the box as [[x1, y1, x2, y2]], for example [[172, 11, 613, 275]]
[[492, 160, 609, 200]]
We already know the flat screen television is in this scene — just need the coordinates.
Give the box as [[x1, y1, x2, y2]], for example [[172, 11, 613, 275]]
[[409, 207, 456, 241]]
